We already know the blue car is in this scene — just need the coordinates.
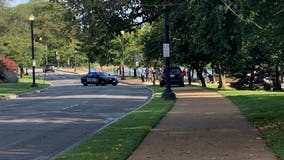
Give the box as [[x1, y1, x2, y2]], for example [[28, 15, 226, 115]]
[[81, 71, 119, 86]]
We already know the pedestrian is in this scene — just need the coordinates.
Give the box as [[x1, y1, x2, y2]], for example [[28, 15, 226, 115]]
[[140, 68, 145, 82], [145, 67, 149, 82], [151, 68, 157, 85]]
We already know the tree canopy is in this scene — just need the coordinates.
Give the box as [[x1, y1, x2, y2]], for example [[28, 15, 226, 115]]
[[1, 0, 284, 90]]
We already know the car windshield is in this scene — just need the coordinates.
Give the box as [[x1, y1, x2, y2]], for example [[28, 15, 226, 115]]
[[98, 72, 109, 76], [170, 69, 181, 74], [163, 68, 181, 74]]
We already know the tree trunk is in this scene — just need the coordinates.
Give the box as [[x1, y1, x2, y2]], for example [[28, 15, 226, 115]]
[[25, 68, 29, 75], [218, 73, 226, 89], [280, 64, 283, 83], [187, 69, 192, 85], [249, 66, 255, 90], [20, 67, 24, 78], [273, 64, 283, 91], [196, 69, 206, 87], [134, 68, 137, 77], [212, 68, 216, 83], [152, 73, 156, 85]]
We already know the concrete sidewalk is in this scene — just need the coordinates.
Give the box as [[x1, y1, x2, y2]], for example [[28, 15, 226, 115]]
[[127, 86, 278, 160]]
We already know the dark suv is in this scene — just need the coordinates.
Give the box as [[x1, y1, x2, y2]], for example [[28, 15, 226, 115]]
[[159, 67, 184, 87], [43, 64, 55, 73]]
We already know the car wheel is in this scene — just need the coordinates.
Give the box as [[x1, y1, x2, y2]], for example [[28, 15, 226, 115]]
[[100, 80, 106, 86], [160, 81, 164, 87], [112, 81, 118, 86], [180, 82, 185, 87], [83, 81, 88, 86]]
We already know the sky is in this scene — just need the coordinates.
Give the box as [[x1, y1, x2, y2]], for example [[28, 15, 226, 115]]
[[7, 0, 29, 7]]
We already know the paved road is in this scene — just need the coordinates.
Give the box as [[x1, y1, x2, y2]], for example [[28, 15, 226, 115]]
[[0, 71, 152, 160]]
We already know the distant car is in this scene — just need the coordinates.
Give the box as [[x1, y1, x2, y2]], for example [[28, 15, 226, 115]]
[[43, 64, 55, 73], [160, 67, 184, 87], [81, 72, 119, 86]]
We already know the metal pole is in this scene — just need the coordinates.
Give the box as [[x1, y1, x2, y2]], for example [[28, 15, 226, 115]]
[[121, 32, 126, 80], [30, 20, 37, 87], [88, 55, 91, 74], [161, 4, 176, 100]]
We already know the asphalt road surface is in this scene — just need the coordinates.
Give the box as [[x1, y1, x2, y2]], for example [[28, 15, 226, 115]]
[[0, 71, 152, 160]]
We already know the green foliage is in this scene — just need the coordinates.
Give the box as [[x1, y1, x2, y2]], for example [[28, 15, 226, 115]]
[[55, 86, 175, 160], [0, 1, 83, 69], [0, 36, 45, 68], [108, 30, 145, 68], [140, 22, 164, 67], [60, 0, 185, 67], [1, 0, 284, 90], [0, 7, 9, 36]]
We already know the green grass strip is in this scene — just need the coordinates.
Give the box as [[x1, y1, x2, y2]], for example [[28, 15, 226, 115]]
[[0, 76, 50, 98], [206, 85, 284, 160], [55, 86, 175, 160]]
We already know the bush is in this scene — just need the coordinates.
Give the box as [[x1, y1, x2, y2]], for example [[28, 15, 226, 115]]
[[0, 55, 18, 72], [4, 70, 18, 83], [0, 55, 18, 83], [0, 64, 6, 82]]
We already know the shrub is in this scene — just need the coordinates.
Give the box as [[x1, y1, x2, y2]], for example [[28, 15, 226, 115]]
[[0, 55, 18, 72], [0, 55, 18, 83], [0, 64, 5, 82], [4, 70, 18, 83]]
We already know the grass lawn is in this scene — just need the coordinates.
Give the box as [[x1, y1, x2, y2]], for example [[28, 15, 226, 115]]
[[0, 76, 50, 98], [55, 86, 175, 160], [206, 84, 284, 159]]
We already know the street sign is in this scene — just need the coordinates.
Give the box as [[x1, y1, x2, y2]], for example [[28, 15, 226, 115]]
[[163, 43, 170, 57], [32, 59, 36, 67]]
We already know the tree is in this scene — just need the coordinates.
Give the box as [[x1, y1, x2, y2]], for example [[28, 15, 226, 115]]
[[233, 0, 284, 91], [0, 1, 71, 77], [0, 36, 45, 77], [140, 22, 164, 67], [60, 0, 185, 66]]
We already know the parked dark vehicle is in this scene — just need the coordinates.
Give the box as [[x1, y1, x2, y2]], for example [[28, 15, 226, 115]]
[[81, 71, 119, 86], [43, 64, 55, 73], [160, 67, 184, 87]]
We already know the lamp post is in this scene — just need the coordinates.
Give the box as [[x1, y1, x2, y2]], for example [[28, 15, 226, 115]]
[[120, 30, 126, 80], [161, 4, 176, 100], [74, 48, 78, 72], [56, 51, 60, 68], [29, 15, 37, 87]]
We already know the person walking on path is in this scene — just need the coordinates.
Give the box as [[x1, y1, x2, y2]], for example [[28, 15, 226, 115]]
[[140, 68, 145, 83], [128, 86, 277, 160]]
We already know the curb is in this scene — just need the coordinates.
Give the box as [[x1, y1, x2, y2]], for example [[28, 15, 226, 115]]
[[51, 85, 154, 160], [1, 85, 53, 100]]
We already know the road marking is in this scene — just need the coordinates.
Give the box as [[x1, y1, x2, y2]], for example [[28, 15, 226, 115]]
[[63, 104, 79, 110]]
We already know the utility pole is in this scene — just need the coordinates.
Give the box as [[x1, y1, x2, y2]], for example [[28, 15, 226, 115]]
[[161, 3, 176, 100]]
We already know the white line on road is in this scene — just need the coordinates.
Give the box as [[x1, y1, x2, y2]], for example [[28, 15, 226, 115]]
[[63, 104, 79, 110]]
